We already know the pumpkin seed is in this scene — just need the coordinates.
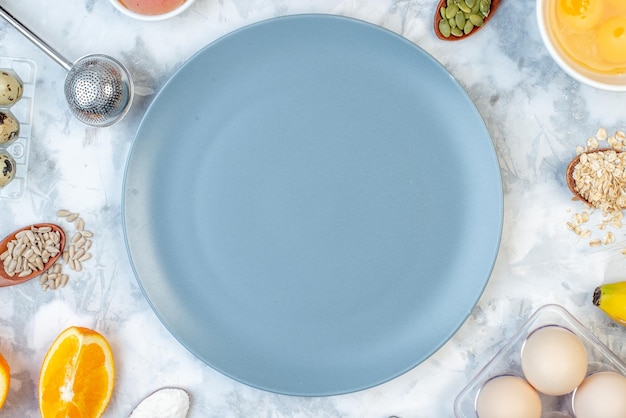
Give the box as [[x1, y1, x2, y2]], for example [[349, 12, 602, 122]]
[[439, 20, 451, 37], [440, 6, 447, 19], [480, 0, 490, 15], [451, 26, 463, 36], [458, 1, 471, 13], [463, 20, 474, 34], [455, 11, 465, 29], [465, 0, 476, 7], [469, 13, 484, 26], [471, 0, 480, 13], [445, 3, 459, 19]]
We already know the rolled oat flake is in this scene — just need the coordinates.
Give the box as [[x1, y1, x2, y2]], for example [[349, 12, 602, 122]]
[[129, 387, 190, 418]]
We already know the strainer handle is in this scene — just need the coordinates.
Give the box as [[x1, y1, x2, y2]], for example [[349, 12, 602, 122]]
[[0, 6, 72, 71]]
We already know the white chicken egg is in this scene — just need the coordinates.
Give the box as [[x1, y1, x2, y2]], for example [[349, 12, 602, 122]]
[[520, 325, 587, 396], [475, 375, 542, 418], [573, 371, 626, 418]]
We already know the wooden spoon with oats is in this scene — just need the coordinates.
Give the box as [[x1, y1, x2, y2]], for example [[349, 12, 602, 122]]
[[0, 223, 65, 287], [566, 148, 626, 208]]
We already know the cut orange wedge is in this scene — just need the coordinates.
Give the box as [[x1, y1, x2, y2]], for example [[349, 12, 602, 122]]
[[0, 351, 9, 409], [38, 326, 115, 418]]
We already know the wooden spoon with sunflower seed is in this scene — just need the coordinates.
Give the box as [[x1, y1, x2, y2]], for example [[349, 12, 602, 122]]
[[0, 223, 66, 287], [566, 148, 626, 209], [434, 0, 501, 40]]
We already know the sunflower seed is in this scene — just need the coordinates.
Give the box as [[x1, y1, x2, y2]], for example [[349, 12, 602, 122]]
[[75, 237, 86, 249], [78, 252, 92, 262], [73, 248, 85, 261]]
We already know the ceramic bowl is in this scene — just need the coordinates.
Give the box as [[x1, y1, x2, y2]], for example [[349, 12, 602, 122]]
[[536, 0, 626, 92], [108, 0, 196, 21]]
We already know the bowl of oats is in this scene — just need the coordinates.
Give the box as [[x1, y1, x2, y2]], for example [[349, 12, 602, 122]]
[[566, 128, 626, 211]]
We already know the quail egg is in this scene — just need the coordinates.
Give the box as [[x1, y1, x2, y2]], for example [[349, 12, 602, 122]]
[[0, 70, 23, 106], [0, 110, 19, 144], [0, 153, 16, 188]]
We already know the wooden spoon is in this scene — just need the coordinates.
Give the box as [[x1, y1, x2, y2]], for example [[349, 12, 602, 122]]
[[566, 148, 623, 208], [0, 223, 65, 287], [434, 0, 502, 41]]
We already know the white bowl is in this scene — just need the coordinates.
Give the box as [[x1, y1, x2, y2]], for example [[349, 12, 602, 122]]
[[536, 0, 626, 92], [108, 0, 195, 21]]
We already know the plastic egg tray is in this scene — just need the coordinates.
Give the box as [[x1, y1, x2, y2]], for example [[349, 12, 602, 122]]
[[454, 304, 626, 418], [0, 57, 36, 199]]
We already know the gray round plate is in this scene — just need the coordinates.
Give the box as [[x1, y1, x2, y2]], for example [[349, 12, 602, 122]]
[[122, 14, 503, 396]]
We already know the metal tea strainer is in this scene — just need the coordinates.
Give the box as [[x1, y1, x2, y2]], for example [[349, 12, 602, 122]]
[[0, 6, 133, 127]]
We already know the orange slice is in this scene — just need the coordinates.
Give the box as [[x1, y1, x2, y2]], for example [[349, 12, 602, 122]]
[[0, 351, 9, 409], [38, 326, 115, 418]]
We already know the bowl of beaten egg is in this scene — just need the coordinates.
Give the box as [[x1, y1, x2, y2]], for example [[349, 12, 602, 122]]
[[537, 0, 626, 91]]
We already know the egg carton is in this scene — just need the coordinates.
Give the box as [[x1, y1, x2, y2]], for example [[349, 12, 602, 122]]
[[0, 57, 36, 199], [454, 304, 626, 418]]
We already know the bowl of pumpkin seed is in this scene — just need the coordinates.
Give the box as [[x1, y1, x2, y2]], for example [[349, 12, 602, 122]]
[[434, 0, 500, 40]]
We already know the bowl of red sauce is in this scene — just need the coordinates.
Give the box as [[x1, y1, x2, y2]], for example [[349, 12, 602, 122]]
[[109, 0, 195, 21]]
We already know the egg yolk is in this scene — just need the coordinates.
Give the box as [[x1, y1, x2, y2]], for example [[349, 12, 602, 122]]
[[597, 17, 626, 63], [605, 0, 626, 11], [551, 0, 626, 74], [557, 0, 604, 30]]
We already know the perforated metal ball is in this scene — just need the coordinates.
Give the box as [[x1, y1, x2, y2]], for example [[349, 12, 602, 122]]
[[64, 55, 133, 127]]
